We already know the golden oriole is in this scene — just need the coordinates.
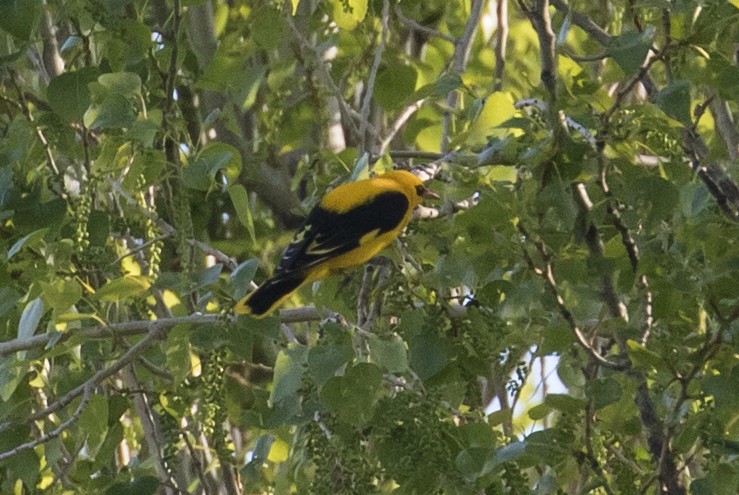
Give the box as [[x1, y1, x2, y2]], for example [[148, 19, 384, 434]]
[[234, 170, 438, 317]]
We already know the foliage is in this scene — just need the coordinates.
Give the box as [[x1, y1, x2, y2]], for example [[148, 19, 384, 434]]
[[1, 0, 739, 494]]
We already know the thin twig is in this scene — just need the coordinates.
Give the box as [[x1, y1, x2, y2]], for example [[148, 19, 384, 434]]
[[602, 45, 671, 123], [518, 224, 625, 369], [0, 386, 93, 462], [9, 70, 64, 193], [441, 0, 484, 151], [284, 10, 373, 143], [550, 0, 611, 45], [515, 98, 597, 148], [359, 0, 390, 155], [0, 324, 167, 457], [394, 5, 456, 43], [379, 99, 425, 155], [494, 0, 509, 91]]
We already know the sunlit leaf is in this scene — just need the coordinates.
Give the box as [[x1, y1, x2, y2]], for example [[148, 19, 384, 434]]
[[96, 275, 152, 302]]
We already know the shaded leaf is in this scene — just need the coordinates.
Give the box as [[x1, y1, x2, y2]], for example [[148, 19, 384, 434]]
[[47, 68, 99, 123], [0, 0, 40, 40], [269, 345, 308, 406], [655, 80, 691, 125], [368, 333, 408, 373], [230, 258, 259, 301], [320, 362, 382, 426], [409, 332, 449, 380], [105, 476, 159, 495], [375, 64, 418, 111], [606, 27, 654, 75], [7, 228, 49, 260]]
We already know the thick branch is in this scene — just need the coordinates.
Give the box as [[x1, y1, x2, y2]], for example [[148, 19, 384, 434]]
[[708, 94, 739, 161]]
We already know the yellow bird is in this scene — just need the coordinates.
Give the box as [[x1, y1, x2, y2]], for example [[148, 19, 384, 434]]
[[234, 170, 439, 317]]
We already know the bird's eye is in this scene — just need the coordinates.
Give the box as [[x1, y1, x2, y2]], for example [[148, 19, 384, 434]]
[[415, 185, 425, 196]]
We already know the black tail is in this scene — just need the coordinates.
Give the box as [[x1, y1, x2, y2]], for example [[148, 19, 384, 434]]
[[234, 272, 307, 317]]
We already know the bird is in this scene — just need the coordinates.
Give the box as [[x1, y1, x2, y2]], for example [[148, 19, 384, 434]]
[[234, 170, 439, 317]]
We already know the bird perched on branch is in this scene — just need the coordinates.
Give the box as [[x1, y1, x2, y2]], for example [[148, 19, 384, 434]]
[[234, 170, 439, 317]]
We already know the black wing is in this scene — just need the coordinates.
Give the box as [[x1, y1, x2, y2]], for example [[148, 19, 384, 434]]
[[274, 191, 410, 276]]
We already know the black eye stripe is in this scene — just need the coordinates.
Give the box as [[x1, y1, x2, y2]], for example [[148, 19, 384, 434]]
[[415, 185, 425, 196]]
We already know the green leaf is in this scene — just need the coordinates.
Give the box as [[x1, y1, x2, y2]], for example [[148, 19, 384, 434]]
[[368, 333, 408, 373], [228, 184, 256, 244], [0, 0, 40, 40], [493, 441, 526, 465], [655, 80, 691, 125], [230, 258, 259, 301], [0, 357, 25, 400], [98, 72, 142, 97], [126, 117, 160, 148], [0, 425, 39, 488], [625, 176, 678, 227], [456, 447, 495, 482], [199, 264, 224, 289], [77, 394, 109, 454], [185, 143, 242, 191], [320, 362, 382, 426], [241, 64, 266, 110], [88, 210, 110, 246], [308, 329, 354, 386], [329, 0, 368, 30], [248, 434, 275, 464], [18, 296, 44, 345], [0, 166, 12, 208], [84, 93, 136, 129], [47, 68, 99, 123], [7, 227, 48, 260], [165, 324, 194, 382], [544, 393, 586, 413], [528, 403, 551, 420], [606, 27, 654, 75], [96, 275, 151, 302], [409, 332, 449, 380], [702, 366, 739, 410], [413, 73, 463, 99], [465, 92, 517, 147], [251, 5, 285, 50], [104, 476, 159, 495], [40, 278, 82, 313], [626, 340, 669, 371], [0, 286, 21, 318], [269, 345, 308, 406], [705, 57, 739, 101], [587, 377, 622, 410], [375, 64, 418, 111], [349, 153, 370, 182]]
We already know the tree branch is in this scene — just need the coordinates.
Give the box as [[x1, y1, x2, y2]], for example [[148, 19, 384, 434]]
[[441, 0, 484, 151], [518, 224, 625, 369], [394, 5, 456, 44], [0, 324, 168, 459], [359, 0, 390, 155], [494, 0, 510, 91]]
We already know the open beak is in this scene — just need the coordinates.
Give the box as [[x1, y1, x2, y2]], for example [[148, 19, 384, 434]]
[[421, 186, 440, 200]]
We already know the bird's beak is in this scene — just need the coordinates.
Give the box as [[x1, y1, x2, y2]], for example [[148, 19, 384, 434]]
[[421, 187, 440, 200]]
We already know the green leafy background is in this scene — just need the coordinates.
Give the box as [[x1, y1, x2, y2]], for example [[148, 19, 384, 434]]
[[1, 0, 738, 494]]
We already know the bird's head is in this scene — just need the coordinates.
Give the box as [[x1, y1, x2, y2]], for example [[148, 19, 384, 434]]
[[381, 170, 440, 206]]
